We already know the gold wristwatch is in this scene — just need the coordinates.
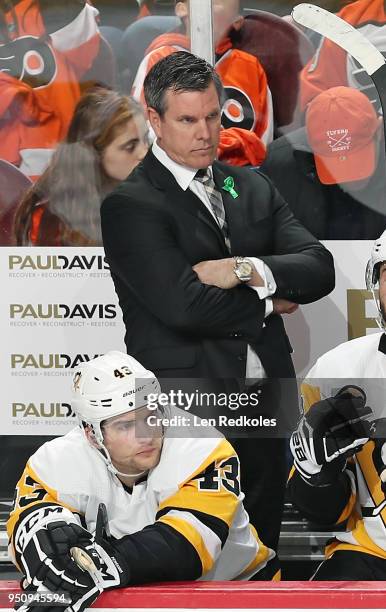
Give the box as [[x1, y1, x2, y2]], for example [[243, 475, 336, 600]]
[[233, 256, 253, 282]]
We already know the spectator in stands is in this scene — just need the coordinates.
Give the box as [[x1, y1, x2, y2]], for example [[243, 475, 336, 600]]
[[300, 0, 386, 112], [7, 351, 277, 612], [14, 88, 148, 246], [92, 1, 175, 39], [289, 230, 386, 579], [131, 0, 271, 166], [0, 0, 101, 180], [138, 0, 177, 18], [92, 1, 142, 28], [259, 86, 386, 239], [140, 1, 352, 20]]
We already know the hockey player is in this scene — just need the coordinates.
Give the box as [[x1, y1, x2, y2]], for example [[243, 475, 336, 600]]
[[7, 352, 276, 612], [289, 231, 386, 580]]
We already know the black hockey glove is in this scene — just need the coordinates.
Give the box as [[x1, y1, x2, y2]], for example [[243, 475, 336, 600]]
[[19, 520, 130, 612], [290, 386, 373, 486]]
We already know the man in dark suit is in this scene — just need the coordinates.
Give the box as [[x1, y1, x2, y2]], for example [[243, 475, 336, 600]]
[[101, 51, 335, 561]]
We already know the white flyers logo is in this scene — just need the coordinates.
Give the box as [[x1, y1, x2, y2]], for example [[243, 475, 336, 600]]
[[326, 129, 351, 153]]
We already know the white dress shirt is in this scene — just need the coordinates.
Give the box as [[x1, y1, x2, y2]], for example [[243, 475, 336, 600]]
[[152, 140, 277, 379]]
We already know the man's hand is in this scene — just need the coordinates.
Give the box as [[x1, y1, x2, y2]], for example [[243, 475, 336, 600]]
[[272, 298, 299, 315], [193, 258, 239, 289], [193, 258, 267, 290], [290, 386, 373, 486]]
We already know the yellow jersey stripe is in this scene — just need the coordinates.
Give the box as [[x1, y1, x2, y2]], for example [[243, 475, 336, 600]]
[[7, 462, 79, 539], [158, 514, 214, 574], [301, 382, 322, 413], [238, 524, 269, 578], [158, 439, 240, 528]]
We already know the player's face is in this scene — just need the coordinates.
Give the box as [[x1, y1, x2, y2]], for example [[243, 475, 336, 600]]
[[379, 262, 386, 321], [102, 407, 163, 475], [101, 116, 148, 182], [148, 82, 221, 170]]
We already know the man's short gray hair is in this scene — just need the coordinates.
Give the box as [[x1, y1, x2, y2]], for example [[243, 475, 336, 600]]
[[144, 51, 224, 116]]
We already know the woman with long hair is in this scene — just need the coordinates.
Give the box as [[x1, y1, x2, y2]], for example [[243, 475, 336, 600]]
[[14, 88, 148, 245]]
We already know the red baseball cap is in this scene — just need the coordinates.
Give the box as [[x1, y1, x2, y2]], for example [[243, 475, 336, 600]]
[[306, 86, 379, 185]]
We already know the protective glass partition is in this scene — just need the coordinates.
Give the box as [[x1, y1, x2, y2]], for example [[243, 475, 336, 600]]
[[0, 0, 384, 581]]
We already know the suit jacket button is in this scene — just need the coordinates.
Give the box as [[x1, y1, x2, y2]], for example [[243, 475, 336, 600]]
[[237, 354, 246, 361]]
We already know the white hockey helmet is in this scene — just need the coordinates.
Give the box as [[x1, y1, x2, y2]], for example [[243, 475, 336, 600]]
[[366, 230, 386, 331], [72, 351, 161, 477]]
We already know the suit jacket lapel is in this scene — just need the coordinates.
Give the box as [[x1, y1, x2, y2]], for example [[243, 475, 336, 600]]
[[142, 151, 229, 253], [213, 163, 245, 256]]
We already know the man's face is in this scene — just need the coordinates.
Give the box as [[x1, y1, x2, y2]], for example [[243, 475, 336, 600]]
[[148, 82, 221, 169], [102, 407, 163, 476]]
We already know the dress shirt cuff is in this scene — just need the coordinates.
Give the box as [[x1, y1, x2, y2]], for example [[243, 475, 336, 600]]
[[265, 297, 273, 318], [248, 257, 277, 299]]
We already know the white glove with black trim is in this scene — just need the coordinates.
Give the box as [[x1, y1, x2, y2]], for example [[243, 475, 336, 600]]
[[290, 386, 373, 486]]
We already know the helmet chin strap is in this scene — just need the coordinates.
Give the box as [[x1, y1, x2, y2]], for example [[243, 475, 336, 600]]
[[85, 427, 150, 480], [99, 442, 149, 480], [107, 460, 149, 480], [371, 287, 386, 333]]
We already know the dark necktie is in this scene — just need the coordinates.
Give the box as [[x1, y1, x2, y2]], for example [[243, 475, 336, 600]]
[[195, 168, 231, 251]]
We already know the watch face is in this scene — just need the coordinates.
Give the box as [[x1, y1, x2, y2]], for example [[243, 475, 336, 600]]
[[234, 258, 253, 281], [240, 262, 252, 276]]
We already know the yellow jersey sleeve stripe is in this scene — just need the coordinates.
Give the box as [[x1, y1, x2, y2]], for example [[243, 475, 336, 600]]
[[301, 383, 321, 413], [158, 439, 240, 528], [158, 479, 238, 528], [158, 513, 214, 575], [358, 442, 385, 507], [180, 439, 238, 487], [238, 524, 270, 578], [7, 461, 79, 539], [335, 489, 356, 524], [288, 465, 296, 482], [160, 509, 221, 560]]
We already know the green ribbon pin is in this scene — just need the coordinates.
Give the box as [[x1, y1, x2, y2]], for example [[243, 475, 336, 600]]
[[222, 176, 238, 199]]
